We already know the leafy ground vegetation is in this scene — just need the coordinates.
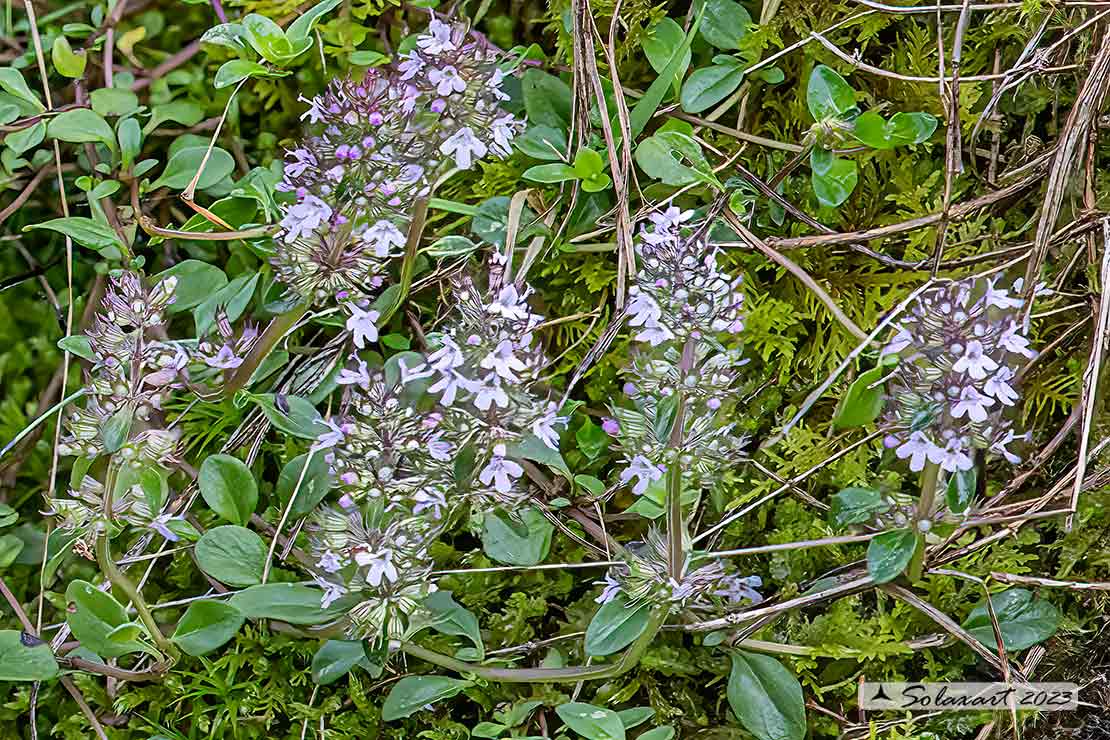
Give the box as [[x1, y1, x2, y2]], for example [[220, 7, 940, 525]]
[[1, 0, 1110, 738]]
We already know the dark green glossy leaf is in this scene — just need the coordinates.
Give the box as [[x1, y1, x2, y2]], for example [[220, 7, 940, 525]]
[[726, 650, 807, 740], [963, 588, 1060, 651], [195, 526, 266, 586], [585, 593, 651, 656], [866, 528, 918, 584], [171, 600, 245, 656]]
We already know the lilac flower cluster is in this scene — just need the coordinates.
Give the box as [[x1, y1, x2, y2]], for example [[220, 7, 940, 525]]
[[612, 209, 750, 498], [395, 270, 566, 509], [305, 503, 438, 640], [598, 211, 761, 608], [196, 312, 259, 372], [881, 277, 1038, 474], [273, 19, 523, 307], [50, 273, 191, 554], [306, 266, 563, 635], [56, 273, 186, 466], [595, 530, 763, 610]]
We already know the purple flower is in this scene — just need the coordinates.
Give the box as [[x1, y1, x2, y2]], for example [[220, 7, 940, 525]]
[[480, 339, 528, 382], [531, 403, 566, 450], [345, 303, 380, 349], [479, 445, 524, 494], [601, 417, 620, 436], [440, 127, 488, 170], [895, 431, 943, 472], [620, 455, 663, 495], [337, 357, 371, 389], [314, 419, 350, 451], [280, 194, 333, 243], [951, 385, 994, 423], [317, 550, 344, 573], [364, 219, 406, 258], [952, 340, 998, 380], [204, 343, 243, 370], [472, 375, 509, 410], [417, 19, 456, 55], [594, 572, 622, 604], [938, 436, 974, 472], [427, 65, 466, 96], [984, 366, 1019, 405], [353, 547, 398, 587], [413, 489, 447, 519], [486, 284, 530, 321]]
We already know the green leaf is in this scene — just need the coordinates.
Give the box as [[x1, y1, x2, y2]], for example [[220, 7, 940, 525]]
[[198, 454, 258, 526], [866, 528, 918, 584], [806, 64, 857, 121], [726, 650, 807, 740], [643, 18, 690, 95], [810, 148, 858, 208], [422, 591, 484, 659], [5, 120, 45, 155], [311, 639, 382, 685], [195, 525, 266, 586], [575, 417, 610, 460], [214, 59, 286, 89], [829, 487, 891, 529], [699, 0, 752, 50], [47, 108, 116, 151], [523, 162, 578, 184], [832, 365, 886, 429], [585, 593, 652, 656], [555, 702, 626, 740], [117, 117, 142, 169], [635, 131, 719, 188], [521, 68, 572, 129], [26, 216, 124, 257], [680, 61, 745, 114], [286, 0, 342, 43], [513, 433, 571, 480], [57, 334, 95, 361], [426, 235, 479, 258], [382, 676, 472, 721], [0, 534, 24, 568], [154, 260, 228, 313], [481, 507, 553, 566], [853, 110, 938, 149], [200, 22, 247, 50], [515, 124, 568, 160], [171, 600, 245, 656], [572, 148, 605, 178], [143, 100, 204, 135], [349, 50, 389, 66], [0, 68, 44, 111], [229, 583, 349, 624], [242, 13, 299, 65], [100, 405, 133, 453], [638, 728, 676, 740], [628, 7, 703, 139], [946, 467, 977, 513], [151, 145, 235, 190], [275, 453, 332, 519], [51, 36, 87, 77], [0, 503, 16, 528], [0, 630, 59, 681], [65, 580, 150, 658], [252, 394, 328, 439], [90, 88, 139, 118], [963, 589, 1060, 651], [616, 707, 654, 729], [194, 272, 258, 336]]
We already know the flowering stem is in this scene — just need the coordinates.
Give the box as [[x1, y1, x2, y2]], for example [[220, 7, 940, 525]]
[[94, 533, 179, 660], [907, 461, 940, 582], [223, 302, 310, 398], [666, 339, 695, 581], [395, 605, 667, 683]]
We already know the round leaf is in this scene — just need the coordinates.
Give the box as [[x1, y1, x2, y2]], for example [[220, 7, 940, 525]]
[[585, 593, 652, 656], [726, 650, 807, 740], [382, 676, 472, 721], [0, 630, 59, 681], [198, 454, 258, 525], [195, 525, 266, 586], [555, 702, 626, 740], [962, 589, 1060, 651], [806, 64, 857, 121], [171, 600, 245, 656], [866, 528, 919, 584]]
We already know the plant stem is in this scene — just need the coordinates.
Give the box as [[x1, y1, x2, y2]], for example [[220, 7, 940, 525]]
[[395, 606, 667, 683], [907, 461, 940, 582], [666, 338, 695, 580], [94, 534, 179, 659], [223, 302, 309, 398]]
